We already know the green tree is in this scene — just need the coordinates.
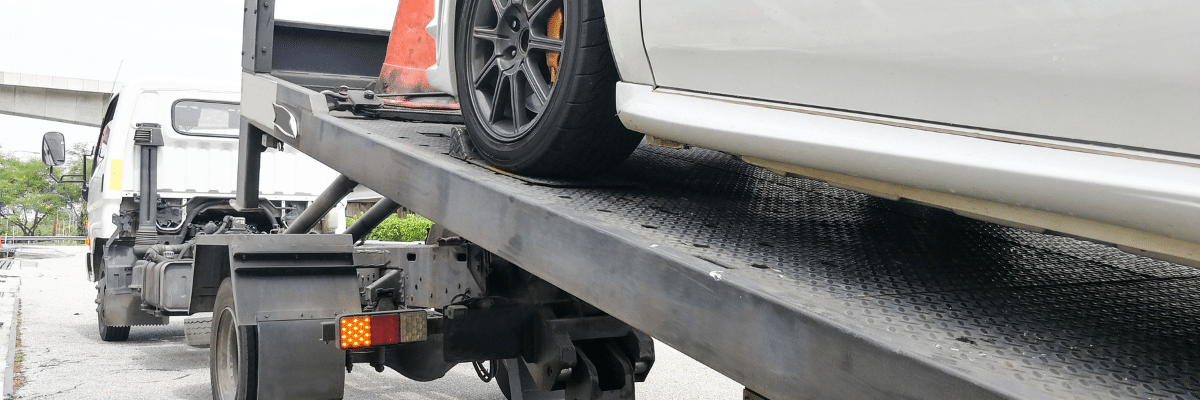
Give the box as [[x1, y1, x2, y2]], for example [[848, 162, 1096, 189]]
[[58, 142, 91, 234], [0, 144, 89, 236]]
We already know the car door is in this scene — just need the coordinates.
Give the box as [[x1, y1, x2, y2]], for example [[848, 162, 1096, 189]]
[[638, 0, 1200, 156]]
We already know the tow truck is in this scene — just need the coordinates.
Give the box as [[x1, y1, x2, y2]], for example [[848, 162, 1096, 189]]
[[45, 2, 1200, 399]]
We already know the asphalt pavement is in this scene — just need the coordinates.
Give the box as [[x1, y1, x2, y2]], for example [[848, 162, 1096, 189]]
[[3, 245, 742, 399]]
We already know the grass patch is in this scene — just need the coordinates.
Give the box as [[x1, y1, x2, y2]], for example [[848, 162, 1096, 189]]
[[346, 213, 434, 242], [13, 312, 23, 391]]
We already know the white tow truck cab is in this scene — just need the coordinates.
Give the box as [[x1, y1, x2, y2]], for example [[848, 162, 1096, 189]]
[[87, 79, 343, 241], [43, 78, 344, 341]]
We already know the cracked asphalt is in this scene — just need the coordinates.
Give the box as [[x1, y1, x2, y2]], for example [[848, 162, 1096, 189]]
[[11, 245, 740, 399]]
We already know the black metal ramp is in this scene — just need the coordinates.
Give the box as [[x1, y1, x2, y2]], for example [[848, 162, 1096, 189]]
[[603, 146, 1200, 400], [274, 83, 1200, 399]]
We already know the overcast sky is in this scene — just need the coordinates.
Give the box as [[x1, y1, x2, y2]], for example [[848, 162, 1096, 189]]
[[0, 0, 399, 159]]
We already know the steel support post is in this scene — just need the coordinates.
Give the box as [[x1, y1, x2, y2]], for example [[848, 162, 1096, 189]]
[[232, 119, 265, 211], [242, 0, 273, 73]]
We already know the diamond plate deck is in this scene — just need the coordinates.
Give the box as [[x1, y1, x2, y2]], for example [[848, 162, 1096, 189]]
[[268, 87, 1200, 398]]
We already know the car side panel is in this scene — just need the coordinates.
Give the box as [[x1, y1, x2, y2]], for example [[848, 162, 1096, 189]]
[[639, 0, 1200, 156]]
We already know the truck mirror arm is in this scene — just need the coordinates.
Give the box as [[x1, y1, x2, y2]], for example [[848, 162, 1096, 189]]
[[46, 152, 90, 200]]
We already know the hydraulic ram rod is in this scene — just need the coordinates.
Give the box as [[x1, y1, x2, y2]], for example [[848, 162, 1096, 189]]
[[344, 198, 401, 243], [284, 174, 359, 234]]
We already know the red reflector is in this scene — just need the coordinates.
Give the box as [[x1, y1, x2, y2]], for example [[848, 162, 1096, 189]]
[[371, 313, 400, 346]]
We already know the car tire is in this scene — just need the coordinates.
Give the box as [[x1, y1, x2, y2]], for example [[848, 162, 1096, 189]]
[[455, 0, 642, 178]]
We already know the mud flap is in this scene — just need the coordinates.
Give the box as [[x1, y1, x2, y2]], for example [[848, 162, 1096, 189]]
[[100, 291, 168, 326], [256, 318, 347, 399], [196, 234, 361, 400], [101, 245, 167, 327]]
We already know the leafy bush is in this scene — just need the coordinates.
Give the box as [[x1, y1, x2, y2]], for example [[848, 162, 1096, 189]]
[[346, 213, 433, 242]]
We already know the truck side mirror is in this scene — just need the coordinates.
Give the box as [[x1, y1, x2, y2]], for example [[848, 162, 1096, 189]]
[[41, 131, 67, 166]]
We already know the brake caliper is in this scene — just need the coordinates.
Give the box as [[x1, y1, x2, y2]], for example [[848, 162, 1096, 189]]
[[547, 8, 563, 82]]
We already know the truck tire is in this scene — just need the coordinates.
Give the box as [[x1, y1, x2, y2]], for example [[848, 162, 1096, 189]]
[[96, 277, 130, 342], [211, 278, 258, 400], [455, 0, 642, 178], [495, 360, 513, 400]]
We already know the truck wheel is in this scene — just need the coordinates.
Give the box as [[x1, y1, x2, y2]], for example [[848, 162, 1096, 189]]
[[211, 278, 258, 400], [455, 0, 642, 178], [495, 360, 513, 400], [96, 278, 130, 342]]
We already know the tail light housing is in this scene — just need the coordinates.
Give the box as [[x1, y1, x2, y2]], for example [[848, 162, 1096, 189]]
[[335, 310, 427, 350]]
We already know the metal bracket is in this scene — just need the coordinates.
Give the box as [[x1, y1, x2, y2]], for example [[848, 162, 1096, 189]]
[[322, 87, 462, 123], [46, 165, 87, 184], [256, 309, 342, 323], [448, 126, 480, 161], [362, 269, 405, 309], [322, 87, 382, 113]]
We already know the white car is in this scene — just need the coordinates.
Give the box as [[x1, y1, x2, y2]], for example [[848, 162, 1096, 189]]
[[424, 0, 1199, 268]]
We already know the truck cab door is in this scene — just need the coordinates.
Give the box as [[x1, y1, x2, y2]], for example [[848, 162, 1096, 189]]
[[87, 96, 120, 238]]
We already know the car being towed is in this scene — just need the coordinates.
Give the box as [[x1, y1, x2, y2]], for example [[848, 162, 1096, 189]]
[[423, 0, 1200, 268]]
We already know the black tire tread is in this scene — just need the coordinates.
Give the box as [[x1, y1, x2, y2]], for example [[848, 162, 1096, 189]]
[[96, 278, 131, 342], [99, 325, 131, 342]]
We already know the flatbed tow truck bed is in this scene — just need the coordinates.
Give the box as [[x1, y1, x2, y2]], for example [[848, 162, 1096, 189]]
[[250, 75, 1200, 400]]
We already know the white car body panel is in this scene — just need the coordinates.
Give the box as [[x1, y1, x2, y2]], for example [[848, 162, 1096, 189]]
[[639, 0, 1200, 156], [426, 0, 459, 97], [600, 0, 654, 85], [87, 78, 343, 240]]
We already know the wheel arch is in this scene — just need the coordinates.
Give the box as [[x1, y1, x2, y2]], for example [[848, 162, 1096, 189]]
[[427, 0, 654, 98], [597, 0, 654, 86], [89, 239, 106, 282]]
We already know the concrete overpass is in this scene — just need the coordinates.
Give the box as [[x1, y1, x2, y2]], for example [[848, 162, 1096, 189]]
[[0, 71, 118, 127]]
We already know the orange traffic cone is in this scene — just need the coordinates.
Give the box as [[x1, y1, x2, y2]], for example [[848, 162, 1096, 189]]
[[379, 0, 460, 110]]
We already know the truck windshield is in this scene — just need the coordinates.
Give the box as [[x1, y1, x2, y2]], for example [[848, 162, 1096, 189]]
[[173, 100, 240, 137]]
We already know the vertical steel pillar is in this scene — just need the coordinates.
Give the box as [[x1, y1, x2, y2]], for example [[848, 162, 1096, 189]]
[[232, 119, 265, 211], [235, 0, 274, 212], [243, 0, 274, 74]]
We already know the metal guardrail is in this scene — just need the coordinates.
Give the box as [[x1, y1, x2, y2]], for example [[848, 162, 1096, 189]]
[[0, 236, 86, 245]]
